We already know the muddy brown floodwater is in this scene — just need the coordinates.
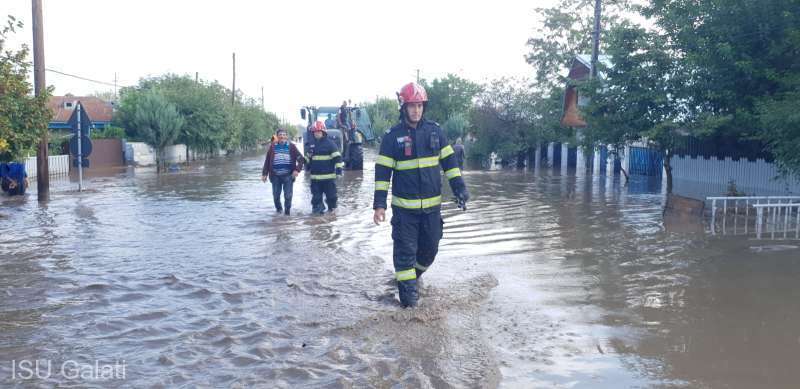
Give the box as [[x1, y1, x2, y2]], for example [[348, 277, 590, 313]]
[[1, 149, 799, 388]]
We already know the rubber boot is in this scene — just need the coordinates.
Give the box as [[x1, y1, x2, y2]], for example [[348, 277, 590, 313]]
[[398, 279, 418, 308]]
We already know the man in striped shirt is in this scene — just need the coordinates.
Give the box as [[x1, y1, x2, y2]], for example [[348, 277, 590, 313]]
[[262, 128, 304, 215]]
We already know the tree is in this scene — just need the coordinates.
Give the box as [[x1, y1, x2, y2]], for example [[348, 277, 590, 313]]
[[91, 90, 118, 103], [115, 74, 284, 158], [0, 16, 52, 162], [526, 0, 634, 92], [277, 118, 297, 139], [363, 97, 399, 138], [420, 74, 482, 124], [642, 0, 800, 175], [133, 90, 184, 172], [469, 78, 562, 167], [120, 75, 229, 154], [443, 112, 470, 143], [642, 0, 798, 132], [758, 88, 800, 177], [580, 25, 689, 191]]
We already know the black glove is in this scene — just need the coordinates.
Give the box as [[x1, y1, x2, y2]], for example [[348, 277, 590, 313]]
[[335, 167, 343, 176], [454, 187, 469, 210]]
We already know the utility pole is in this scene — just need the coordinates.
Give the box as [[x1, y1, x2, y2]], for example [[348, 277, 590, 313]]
[[76, 104, 84, 192], [416, 69, 420, 83], [32, 0, 48, 201], [113, 72, 118, 100], [591, 0, 602, 78], [195, 72, 199, 83], [231, 52, 236, 105], [261, 86, 264, 110]]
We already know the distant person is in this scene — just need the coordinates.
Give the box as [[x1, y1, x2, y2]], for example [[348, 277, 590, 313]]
[[306, 121, 343, 214], [453, 138, 466, 170], [337, 100, 349, 129], [372, 82, 469, 308], [325, 113, 336, 129], [262, 129, 304, 215]]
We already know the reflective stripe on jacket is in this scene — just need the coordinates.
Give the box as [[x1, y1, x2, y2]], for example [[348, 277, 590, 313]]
[[373, 119, 466, 212], [306, 136, 342, 181]]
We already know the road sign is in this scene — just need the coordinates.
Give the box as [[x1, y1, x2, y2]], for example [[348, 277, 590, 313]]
[[72, 157, 90, 168], [69, 135, 92, 157], [67, 101, 93, 137], [68, 101, 94, 192]]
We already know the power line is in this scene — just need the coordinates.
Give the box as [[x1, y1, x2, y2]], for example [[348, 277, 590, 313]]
[[45, 67, 129, 88], [9, 56, 131, 90]]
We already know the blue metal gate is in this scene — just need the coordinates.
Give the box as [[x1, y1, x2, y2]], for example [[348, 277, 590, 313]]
[[567, 147, 577, 168], [629, 146, 663, 176], [553, 142, 562, 167]]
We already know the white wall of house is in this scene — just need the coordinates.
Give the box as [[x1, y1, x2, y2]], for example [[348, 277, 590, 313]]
[[127, 142, 156, 166], [164, 144, 187, 163], [126, 142, 191, 166], [125, 143, 230, 166]]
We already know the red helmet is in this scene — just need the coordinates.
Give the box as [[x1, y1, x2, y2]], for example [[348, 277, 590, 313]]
[[312, 120, 327, 133], [398, 82, 428, 105]]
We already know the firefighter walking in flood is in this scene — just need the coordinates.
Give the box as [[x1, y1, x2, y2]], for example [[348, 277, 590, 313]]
[[372, 82, 469, 308], [307, 121, 343, 214]]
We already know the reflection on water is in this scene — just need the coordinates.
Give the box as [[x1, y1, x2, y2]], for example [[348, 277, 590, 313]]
[[1, 151, 799, 387]]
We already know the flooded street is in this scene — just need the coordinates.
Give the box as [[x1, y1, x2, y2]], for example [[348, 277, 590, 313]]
[[2, 150, 800, 388]]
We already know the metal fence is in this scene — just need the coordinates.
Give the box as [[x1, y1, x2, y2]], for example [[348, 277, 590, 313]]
[[708, 196, 800, 239], [755, 203, 800, 240], [24, 155, 70, 177], [629, 146, 663, 177]]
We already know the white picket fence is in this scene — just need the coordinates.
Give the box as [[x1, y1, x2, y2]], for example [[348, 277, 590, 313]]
[[24, 155, 70, 177], [755, 203, 800, 240], [707, 196, 800, 240]]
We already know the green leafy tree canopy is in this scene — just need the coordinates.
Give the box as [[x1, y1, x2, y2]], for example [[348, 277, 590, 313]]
[[0, 16, 52, 162]]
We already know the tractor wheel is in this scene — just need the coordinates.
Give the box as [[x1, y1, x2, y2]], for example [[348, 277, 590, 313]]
[[348, 144, 364, 170]]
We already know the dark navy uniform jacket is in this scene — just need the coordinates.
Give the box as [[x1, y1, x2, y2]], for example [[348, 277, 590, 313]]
[[306, 136, 343, 180], [373, 119, 466, 213]]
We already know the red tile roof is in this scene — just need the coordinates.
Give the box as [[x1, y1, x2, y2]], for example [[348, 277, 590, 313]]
[[48, 95, 114, 123]]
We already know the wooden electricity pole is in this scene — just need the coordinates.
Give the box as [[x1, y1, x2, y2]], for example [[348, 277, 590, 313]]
[[232, 52, 236, 105], [591, 0, 602, 78], [32, 0, 49, 201]]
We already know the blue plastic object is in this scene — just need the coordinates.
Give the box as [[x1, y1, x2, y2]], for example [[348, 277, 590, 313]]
[[1, 162, 27, 195]]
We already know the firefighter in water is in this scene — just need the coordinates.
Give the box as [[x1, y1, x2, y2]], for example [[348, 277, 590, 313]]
[[372, 82, 469, 308], [307, 121, 343, 214]]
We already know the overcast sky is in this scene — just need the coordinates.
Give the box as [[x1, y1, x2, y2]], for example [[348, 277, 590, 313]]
[[5, 0, 553, 124]]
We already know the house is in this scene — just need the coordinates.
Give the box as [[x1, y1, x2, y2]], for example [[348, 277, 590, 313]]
[[48, 95, 114, 131], [542, 54, 628, 175], [560, 54, 612, 128]]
